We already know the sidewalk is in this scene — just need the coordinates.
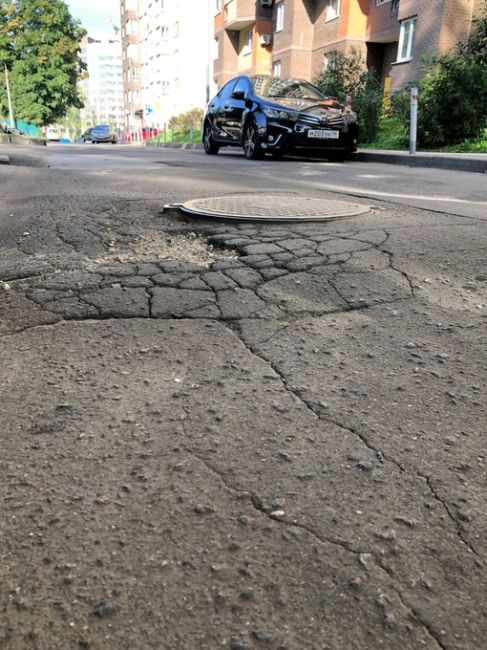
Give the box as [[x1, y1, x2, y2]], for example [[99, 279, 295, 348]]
[[357, 148, 487, 173]]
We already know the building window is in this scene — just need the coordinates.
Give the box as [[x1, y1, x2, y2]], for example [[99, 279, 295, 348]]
[[213, 37, 219, 60], [161, 81, 170, 96], [215, 0, 220, 12], [275, 2, 284, 32], [243, 28, 252, 55], [375, 0, 390, 5], [273, 60, 281, 77], [397, 16, 416, 62], [325, 0, 340, 22]]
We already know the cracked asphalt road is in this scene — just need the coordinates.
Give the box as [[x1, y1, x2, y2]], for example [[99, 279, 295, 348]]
[[0, 144, 486, 650]]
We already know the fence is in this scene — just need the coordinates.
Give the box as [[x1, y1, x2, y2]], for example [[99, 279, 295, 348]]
[[0, 117, 40, 137], [152, 121, 203, 146]]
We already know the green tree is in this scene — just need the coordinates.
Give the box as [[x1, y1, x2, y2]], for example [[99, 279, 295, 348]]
[[168, 108, 204, 135], [0, 0, 86, 126], [314, 49, 364, 103], [314, 48, 382, 143]]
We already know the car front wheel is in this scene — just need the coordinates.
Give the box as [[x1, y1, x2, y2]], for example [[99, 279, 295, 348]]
[[203, 124, 219, 155], [243, 122, 263, 160]]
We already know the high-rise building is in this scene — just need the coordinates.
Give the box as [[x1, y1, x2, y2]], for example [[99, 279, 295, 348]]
[[214, 0, 482, 92], [79, 36, 125, 131], [120, 0, 213, 130], [120, 0, 142, 130]]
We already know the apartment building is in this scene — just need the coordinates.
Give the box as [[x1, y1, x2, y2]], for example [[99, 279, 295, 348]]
[[79, 36, 125, 132], [120, 0, 142, 130], [120, 0, 213, 130], [214, 0, 482, 91]]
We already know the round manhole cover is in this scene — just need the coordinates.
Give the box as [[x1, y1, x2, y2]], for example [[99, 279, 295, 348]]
[[180, 195, 370, 222]]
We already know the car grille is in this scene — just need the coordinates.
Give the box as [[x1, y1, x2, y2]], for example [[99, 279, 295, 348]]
[[298, 110, 345, 128]]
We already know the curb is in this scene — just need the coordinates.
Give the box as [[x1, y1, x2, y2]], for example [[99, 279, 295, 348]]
[[145, 142, 204, 150], [357, 150, 487, 174], [0, 133, 46, 146]]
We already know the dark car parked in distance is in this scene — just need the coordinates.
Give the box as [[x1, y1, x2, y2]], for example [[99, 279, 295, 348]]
[[80, 124, 117, 144], [203, 75, 358, 161]]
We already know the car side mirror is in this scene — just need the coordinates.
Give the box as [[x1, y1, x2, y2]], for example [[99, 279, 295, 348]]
[[232, 90, 245, 100]]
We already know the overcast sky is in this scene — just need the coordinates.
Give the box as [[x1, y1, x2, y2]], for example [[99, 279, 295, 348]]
[[66, 0, 121, 40]]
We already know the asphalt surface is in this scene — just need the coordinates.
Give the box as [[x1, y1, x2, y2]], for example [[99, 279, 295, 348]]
[[0, 144, 486, 650]]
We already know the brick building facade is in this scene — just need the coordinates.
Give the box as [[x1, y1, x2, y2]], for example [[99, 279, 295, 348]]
[[213, 0, 482, 91]]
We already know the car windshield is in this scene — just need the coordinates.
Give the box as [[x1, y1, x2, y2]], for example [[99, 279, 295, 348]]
[[94, 125, 110, 132], [251, 76, 325, 101]]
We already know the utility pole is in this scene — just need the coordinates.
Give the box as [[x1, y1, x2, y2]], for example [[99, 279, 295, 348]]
[[4, 64, 15, 127]]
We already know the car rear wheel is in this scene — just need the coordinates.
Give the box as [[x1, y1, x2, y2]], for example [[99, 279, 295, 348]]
[[203, 124, 219, 155], [243, 122, 263, 160]]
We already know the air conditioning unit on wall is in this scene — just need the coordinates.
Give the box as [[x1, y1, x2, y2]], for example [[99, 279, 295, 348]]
[[260, 34, 272, 46], [261, 0, 273, 7]]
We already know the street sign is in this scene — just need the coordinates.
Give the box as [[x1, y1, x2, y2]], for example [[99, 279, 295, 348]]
[[145, 105, 153, 115]]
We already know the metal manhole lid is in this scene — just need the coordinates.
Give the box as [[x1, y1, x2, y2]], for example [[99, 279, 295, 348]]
[[180, 194, 370, 221]]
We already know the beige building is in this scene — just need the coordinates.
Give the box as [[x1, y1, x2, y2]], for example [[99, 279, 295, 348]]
[[214, 0, 482, 91], [120, 0, 213, 130], [120, 0, 142, 129], [79, 35, 125, 132]]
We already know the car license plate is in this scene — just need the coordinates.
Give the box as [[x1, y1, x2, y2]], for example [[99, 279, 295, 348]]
[[307, 129, 340, 139]]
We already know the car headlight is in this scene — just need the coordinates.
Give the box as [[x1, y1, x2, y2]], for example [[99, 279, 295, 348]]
[[263, 106, 298, 121]]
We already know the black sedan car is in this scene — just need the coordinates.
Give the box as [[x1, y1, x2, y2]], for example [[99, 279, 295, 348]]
[[203, 75, 358, 160], [80, 124, 117, 144]]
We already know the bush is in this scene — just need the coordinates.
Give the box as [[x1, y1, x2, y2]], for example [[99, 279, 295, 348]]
[[417, 53, 487, 148], [389, 89, 410, 124], [314, 48, 382, 143], [314, 49, 364, 103], [168, 108, 204, 135], [352, 70, 382, 143]]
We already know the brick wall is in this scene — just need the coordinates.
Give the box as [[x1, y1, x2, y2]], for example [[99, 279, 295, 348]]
[[438, 0, 475, 53], [272, 0, 314, 78], [391, 0, 475, 90], [213, 0, 480, 90], [367, 0, 399, 42], [214, 27, 239, 87]]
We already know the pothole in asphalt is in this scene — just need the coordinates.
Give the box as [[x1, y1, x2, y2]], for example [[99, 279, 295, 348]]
[[93, 230, 237, 267], [177, 194, 372, 222]]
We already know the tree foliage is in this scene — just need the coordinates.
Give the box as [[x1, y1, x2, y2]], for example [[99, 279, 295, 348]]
[[0, 0, 86, 126], [314, 48, 382, 143], [168, 107, 204, 134]]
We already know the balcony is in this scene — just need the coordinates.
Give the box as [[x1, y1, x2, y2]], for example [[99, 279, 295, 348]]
[[123, 34, 139, 45], [224, 0, 256, 31], [122, 9, 138, 21]]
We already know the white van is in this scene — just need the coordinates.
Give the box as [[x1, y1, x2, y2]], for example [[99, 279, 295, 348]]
[[46, 126, 61, 141]]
